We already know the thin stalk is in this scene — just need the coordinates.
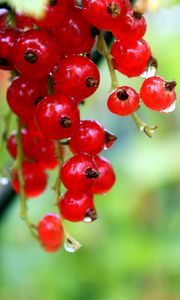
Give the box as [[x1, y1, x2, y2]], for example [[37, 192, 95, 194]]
[[16, 118, 38, 239]]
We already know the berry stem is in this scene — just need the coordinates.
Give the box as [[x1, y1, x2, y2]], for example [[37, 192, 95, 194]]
[[97, 31, 119, 89], [53, 140, 64, 205], [16, 118, 38, 239], [131, 112, 158, 138]]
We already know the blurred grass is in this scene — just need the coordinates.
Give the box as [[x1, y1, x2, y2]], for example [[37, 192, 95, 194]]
[[1, 5, 180, 300]]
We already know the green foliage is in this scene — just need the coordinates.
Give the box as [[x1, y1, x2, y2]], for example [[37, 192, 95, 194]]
[[0, 0, 48, 18]]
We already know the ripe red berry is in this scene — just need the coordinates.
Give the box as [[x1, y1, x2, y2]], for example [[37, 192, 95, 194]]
[[140, 76, 177, 111], [34, 0, 67, 28], [69, 120, 105, 155], [82, 0, 128, 30], [91, 156, 116, 194], [53, 55, 100, 101], [7, 75, 47, 119], [0, 29, 19, 70], [60, 153, 99, 192], [107, 86, 140, 116], [59, 191, 96, 222], [112, 10, 147, 42], [11, 162, 47, 197], [34, 94, 80, 140], [13, 29, 59, 78], [111, 39, 151, 77], [38, 213, 64, 252], [50, 7, 95, 56], [7, 128, 34, 160]]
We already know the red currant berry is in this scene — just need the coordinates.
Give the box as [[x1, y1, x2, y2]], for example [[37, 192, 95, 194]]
[[34, 0, 67, 28], [38, 213, 64, 251], [13, 29, 59, 78], [82, 0, 128, 30], [112, 10, 147, 42], [35, 94, 80, 140], [111, 39, 151, 77], [53, 55, 100, 101], [60, 153, 99, 192], [7, 128, 34, 160], [59, 191, 96, 222], [7, 75, 47, 119], [140, 76, 177, 111], [91, 156, 116, 194], [0, 29, 19, 70], [11, 162, 47, 197], [107, 86, 140, 116], [69, 120, 105, 155], [32, 137, 64, 170], [49, 7, 95, 56]]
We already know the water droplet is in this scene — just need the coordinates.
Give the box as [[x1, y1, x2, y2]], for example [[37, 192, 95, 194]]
[[64, 237, 81, 253], [84, 208, 98, 223], [141, 66, 157, 79], [160, 101, 176, 114], [0, 177, 9, 186]]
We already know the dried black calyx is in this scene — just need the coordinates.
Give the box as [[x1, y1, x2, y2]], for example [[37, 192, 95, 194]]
[[117, 89, 129, 101], [85, 168, 99, 179], [148, 56, 158, 69], [105, 130, 117, 144], [91, 27, 100, 38], [0, 57, 9, 67], [85, 208, 98, 222], [133, 10, 142, 20], [24, 51, 38, 64], [165, 80, 177, 91], [59, 117, 72, 128], [49, 0, 58, 6], [107, 3, 120, 17], [86, 76, 98, 88]]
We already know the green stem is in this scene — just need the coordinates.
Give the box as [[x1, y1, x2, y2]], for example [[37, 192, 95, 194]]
[[131, 112, 158, 138], [97, 31, 119, 89], [53, 141, 64, 205], [16, 118, 38, 239]]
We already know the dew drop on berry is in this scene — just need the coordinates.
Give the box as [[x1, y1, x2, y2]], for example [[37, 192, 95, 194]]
[[64, 237, 81, 253], [160, 101, 176, 114]]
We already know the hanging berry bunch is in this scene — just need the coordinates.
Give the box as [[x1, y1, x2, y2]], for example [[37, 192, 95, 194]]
[[0, 0, 177, 253]]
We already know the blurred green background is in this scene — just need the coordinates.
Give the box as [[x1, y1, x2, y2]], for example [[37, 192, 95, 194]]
[[0, 5, 180, 300]]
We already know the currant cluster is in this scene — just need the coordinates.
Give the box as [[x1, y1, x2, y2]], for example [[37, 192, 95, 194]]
[[0, 0, 177, 253]]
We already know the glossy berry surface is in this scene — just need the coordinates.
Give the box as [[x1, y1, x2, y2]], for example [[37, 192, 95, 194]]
[[140, 76, 177, 111], [111, 39, 151, 77], [59, 191, 96, 222], [50, 7, 95, 56], [35, 94, 80, 140], [7, 75, 47, 119], [107, 86, 140, 116], [34, 0, 67, 28], [13, 29, 59, 78], [0, 29, 19, 70], [11, 162, 47, 197], [7, 128, 34, 160], [38, 213, 64, 251], [82, 0, 128, 30], [53, 55, 100, 101], [69, 120, 105, 155], [112, 10, 147, 42], [60, 153, 99, 192], [91, 156, 116, 194]]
